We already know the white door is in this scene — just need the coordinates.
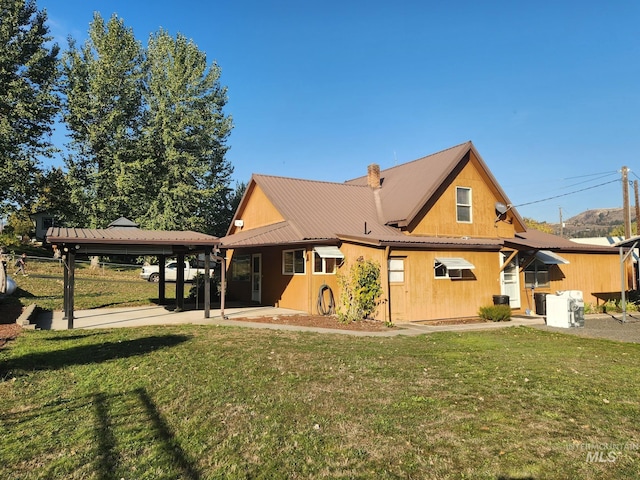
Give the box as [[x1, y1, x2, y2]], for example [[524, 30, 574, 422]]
[[251, 254, 262, 303], [500, 253, 521, 308]]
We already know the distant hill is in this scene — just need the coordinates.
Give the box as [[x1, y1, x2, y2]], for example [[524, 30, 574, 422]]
[[550, 208, 628, 238]]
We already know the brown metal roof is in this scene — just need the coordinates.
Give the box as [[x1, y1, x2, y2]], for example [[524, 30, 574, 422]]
[[220, 221, 302, 247], [47, 227, 219, 247], [345, 141, 524, 229], [505, 230, 617, 253], [248, 175, 400, 239], [337, 233, 503, 250]]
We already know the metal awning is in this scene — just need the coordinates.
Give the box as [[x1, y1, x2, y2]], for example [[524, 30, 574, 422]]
[[435, 257, 475, 270], [313, 246, 344, 259], [535, 250, 570, 265]]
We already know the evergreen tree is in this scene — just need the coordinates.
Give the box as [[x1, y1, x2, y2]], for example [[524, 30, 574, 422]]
[[0, 0, 59, 213]]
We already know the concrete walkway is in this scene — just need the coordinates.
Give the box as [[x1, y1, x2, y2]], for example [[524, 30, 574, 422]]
[[34, 305, 547, 337]]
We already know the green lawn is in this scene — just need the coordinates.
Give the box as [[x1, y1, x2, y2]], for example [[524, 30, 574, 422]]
[[1, 258, 191, 319], [1, 325, 638, 479]]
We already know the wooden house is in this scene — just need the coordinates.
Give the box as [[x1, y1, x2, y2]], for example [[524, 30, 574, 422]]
[[220, 141, 623, 322]]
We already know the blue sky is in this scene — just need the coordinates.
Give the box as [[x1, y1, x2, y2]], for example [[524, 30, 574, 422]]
[[37, 0, 640, 223]]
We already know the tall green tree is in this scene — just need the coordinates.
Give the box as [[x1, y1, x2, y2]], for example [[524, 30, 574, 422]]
[[61, 13, 146, 227], [141, 30, 233, 234], [0, 0, 59, 213]]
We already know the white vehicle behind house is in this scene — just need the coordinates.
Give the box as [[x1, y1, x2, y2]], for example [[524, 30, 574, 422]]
[[140, 261, 205, 282]]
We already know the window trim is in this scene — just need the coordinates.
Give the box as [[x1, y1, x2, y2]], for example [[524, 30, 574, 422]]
[[434, 258, 475, 280], [456, 186, 472, 223], [388, 257, 405, 283], [524, 259, 550, 288], [283, 248, 306, 275], [313, 252, 337, 274]]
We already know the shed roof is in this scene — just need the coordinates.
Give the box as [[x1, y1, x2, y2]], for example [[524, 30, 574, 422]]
[[47, 226, 219, 255], [505, 229, 617, 253]]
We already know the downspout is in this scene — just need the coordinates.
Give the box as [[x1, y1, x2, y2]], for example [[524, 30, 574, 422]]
[[385, 245, 391, 324]]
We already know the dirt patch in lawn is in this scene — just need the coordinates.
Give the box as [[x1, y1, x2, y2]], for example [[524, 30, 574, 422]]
[[230, 314, 395, 332], [0, 322, 23, 349]]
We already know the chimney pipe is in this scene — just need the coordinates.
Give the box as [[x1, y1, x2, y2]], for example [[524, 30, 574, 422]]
[[367, 163, 381, 189]]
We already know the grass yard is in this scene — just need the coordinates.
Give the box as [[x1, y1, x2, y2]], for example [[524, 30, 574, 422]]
[[1, 257, 192, 321], [1, 324, 639, 479]]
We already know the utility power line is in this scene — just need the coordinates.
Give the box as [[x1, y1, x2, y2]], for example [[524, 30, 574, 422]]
[[513, 179, 620, 208]]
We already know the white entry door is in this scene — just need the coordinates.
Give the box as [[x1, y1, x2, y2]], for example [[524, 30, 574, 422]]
[[251, 254, 262, 303], [500, 252, 521, 308]]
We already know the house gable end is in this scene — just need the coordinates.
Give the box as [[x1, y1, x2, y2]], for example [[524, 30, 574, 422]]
[[228, 178, 285, 235], [408, 149, 524, 238]]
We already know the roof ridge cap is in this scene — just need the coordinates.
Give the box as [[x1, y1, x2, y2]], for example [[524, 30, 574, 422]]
[[254, 173, 370, 188]]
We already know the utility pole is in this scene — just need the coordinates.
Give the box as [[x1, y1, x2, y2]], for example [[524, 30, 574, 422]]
[[635, 180, 640, 235], [622, 166, 631, 239], [622, 166, 636, 291], [559, 206, 563, 237]]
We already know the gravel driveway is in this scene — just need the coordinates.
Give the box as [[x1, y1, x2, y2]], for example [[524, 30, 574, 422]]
[[533, 314, 640, 343]]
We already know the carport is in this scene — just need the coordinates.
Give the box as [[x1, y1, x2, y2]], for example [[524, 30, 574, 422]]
[[46, 218, 225, 329], [615, 235, 640, 322]]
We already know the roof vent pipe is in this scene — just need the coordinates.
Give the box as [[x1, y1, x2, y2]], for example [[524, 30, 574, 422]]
[[367, 163, 381, 189]]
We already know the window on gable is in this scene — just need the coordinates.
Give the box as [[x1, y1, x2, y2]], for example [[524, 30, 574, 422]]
[[283, 249, 306, 274], [456, 187, 472, 223]]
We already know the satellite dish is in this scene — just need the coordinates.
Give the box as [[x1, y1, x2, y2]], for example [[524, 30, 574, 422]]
[[495, 202, 508, 215]]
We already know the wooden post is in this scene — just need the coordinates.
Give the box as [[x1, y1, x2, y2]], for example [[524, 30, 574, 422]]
[[175, 253, 185, 312], [204, 252, 211, 318], [623, 166, 631, 239], [635, 180, 640, 232], [63, 250, 69, 321], [68, 249, 75, 329], [158, 254, 166, 305], [622, 167, 635, 289]]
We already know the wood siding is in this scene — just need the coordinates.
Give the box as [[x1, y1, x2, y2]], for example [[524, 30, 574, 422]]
[[384, 248, 503, 322], [229, 182, 284, 234], [409, 152, 519, 239], [226, 246, 342, 312], [515, 252, 623, 309]]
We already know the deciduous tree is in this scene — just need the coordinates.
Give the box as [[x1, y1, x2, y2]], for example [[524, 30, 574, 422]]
[[0, 0, 59, 213], [141, 30, 233, 234], [61, 13, 145, 227]]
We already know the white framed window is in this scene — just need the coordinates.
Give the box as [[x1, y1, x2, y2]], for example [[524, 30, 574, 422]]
[[314, 253, 337, 274], [434, 257, 475, 280], [388, 258, 405, 283], [283, 249, 306, 275], [456, 187, 472, 223], [312, 246, 343, 274]]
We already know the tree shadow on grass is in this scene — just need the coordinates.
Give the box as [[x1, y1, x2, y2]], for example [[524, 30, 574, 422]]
[[2, 387, 201, 479], [0, 334, 191, 378], [93, 388, 201, 479]]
